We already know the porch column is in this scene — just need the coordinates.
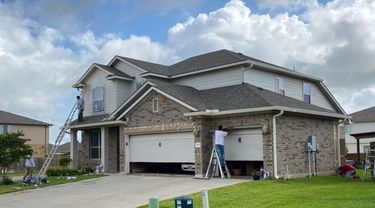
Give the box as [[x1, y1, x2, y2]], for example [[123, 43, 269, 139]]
[[101, 127, 109, 172], [356, 138, 360, 164], [70, 129, 78, 169]]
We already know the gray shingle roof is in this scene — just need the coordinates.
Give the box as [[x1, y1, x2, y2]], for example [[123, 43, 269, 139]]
[[350, 106, 375, 123], [70, 114, 109, 126], [150, 81, 336, 114], [0, 110, 51, 126], [118, 57, 170, 76], [95, 64, 134, 80], [117, 49, 313, 79]]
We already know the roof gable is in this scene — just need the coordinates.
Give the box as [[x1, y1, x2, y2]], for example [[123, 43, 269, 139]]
[[73, 63, 134, 87]]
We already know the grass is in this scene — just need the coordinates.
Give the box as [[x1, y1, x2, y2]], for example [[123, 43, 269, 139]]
[[0, 174, 105, 195], [6, 171, 26, 177], [139, 175, 375, 208]]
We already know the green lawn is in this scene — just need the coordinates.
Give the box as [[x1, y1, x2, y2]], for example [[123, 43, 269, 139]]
[[0, 174, 105, 195], [139, 175, 375, 208]]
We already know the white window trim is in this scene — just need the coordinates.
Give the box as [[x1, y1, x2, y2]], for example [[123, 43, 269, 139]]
[[275, 77, 285, 95], [92, 86, 105, 113], [153, 98, 159, 113], [303, 82, 311, 104], [89, 130, 101, 160]]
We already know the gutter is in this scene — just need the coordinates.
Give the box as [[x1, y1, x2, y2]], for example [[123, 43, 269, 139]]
[[184, 106, 350, 119], [242, 63, 254, 83], [70, 120, 127, 129], [272, 110, 283, 179]]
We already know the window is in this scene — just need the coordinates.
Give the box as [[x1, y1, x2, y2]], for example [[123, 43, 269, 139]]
[[92, 86, 105, 112], [153, 98, 158, 112], [89, 130, 101, 159], [303, 83, 311, 104], [3, 125, 9, 134], [0, 125, 11, 134], [275, 77, 285, 95]]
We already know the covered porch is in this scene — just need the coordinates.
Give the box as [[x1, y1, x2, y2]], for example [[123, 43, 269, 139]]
[[69, 114, 126, 172], [350, 131, 375, 164]]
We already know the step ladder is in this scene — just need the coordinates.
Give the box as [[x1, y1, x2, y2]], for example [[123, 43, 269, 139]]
[[362, 148, 375, 181], [205, 147, 231, 179], [37, 99, 80, 177]]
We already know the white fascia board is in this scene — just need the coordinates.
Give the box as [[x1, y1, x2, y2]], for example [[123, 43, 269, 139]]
[[184, 106, 349, 119], [109, 56, 148, 73], [106, 75, 134, 81], [170, 61, 250, 78], [140, 73, 169, 79], [73, 63, 113, 88], [318, 82, 347, 115], [109, 82, 154, 120], [116, 86, 198, 120], [70, 120, 127, 129]]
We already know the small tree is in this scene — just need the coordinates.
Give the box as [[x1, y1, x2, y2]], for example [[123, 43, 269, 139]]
[[0, 132, 33, 180]]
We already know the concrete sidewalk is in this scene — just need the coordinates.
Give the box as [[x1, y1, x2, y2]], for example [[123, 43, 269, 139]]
[[0, 174, 247, 208]]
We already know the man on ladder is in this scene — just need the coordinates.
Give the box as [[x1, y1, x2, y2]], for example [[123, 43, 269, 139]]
[[215, 125, 230, 169]]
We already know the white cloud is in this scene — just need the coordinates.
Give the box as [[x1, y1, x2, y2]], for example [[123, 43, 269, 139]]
[[2, 0, 375, 144], [166, 0, 375, 113]]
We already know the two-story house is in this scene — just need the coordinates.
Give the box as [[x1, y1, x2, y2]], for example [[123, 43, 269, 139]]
[[0, 110, 51, 161], [69, 49, 348, 178]]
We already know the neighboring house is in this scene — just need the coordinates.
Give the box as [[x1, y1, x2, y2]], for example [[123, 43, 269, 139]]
[[0, 110, 51, 158], [69, 49, 348, 178], [344, 106, 375, 162]]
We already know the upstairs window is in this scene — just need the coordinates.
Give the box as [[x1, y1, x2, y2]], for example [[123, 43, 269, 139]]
[[153, 98, 159, 112], [303, 83, 311, 104], [275, 77, 285, 95], [92, 86, 105, 112]]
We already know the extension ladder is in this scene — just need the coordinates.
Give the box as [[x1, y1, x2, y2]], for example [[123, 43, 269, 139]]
[[37, 98, 80, 177], [205, 147, 231, 179]]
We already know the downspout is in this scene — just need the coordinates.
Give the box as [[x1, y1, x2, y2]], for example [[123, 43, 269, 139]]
[[242, 63, 254, 83], [272, 110, 284, 179]]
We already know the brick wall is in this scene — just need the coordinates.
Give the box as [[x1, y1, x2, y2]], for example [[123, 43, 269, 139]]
[[125, 91, 192, 129], [121, 91, 194, 172], [81, 130, 101, 169], [193, 112, 338, 178], [276, 114, 337, 177], [193, 113, 273, 177], [107, 127, 119, 172]]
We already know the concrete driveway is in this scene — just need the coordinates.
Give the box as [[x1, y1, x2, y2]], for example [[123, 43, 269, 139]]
[[0, 174, 247, 208]]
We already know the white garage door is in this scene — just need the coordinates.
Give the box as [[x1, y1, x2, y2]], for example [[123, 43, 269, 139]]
[[225, 129, 263, 161], [129, 132, 194, 163]]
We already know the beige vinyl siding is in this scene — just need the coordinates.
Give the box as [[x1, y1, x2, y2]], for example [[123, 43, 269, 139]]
[[172, 66, 244, 90], [309, 82, 336, 111], [244, 68, 336, 111], [113, 61, 145, 78], [115, 80, 134, 107], [83, 69, 116, 116], [11, 124, 49, 158], [244, 68, 275, 91]]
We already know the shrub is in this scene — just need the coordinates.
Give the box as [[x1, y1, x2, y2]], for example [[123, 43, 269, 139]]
[[59, 158, 72, 167], [46, 168, 87, 177], [0, 176, 14, 185]]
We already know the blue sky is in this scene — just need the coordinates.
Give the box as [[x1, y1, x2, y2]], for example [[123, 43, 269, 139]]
[[1, 0, 375, 143]]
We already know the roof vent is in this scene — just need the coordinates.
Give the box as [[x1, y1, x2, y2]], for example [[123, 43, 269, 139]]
[[237, 53, 243, 55], [257, 87, 264, 90]]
